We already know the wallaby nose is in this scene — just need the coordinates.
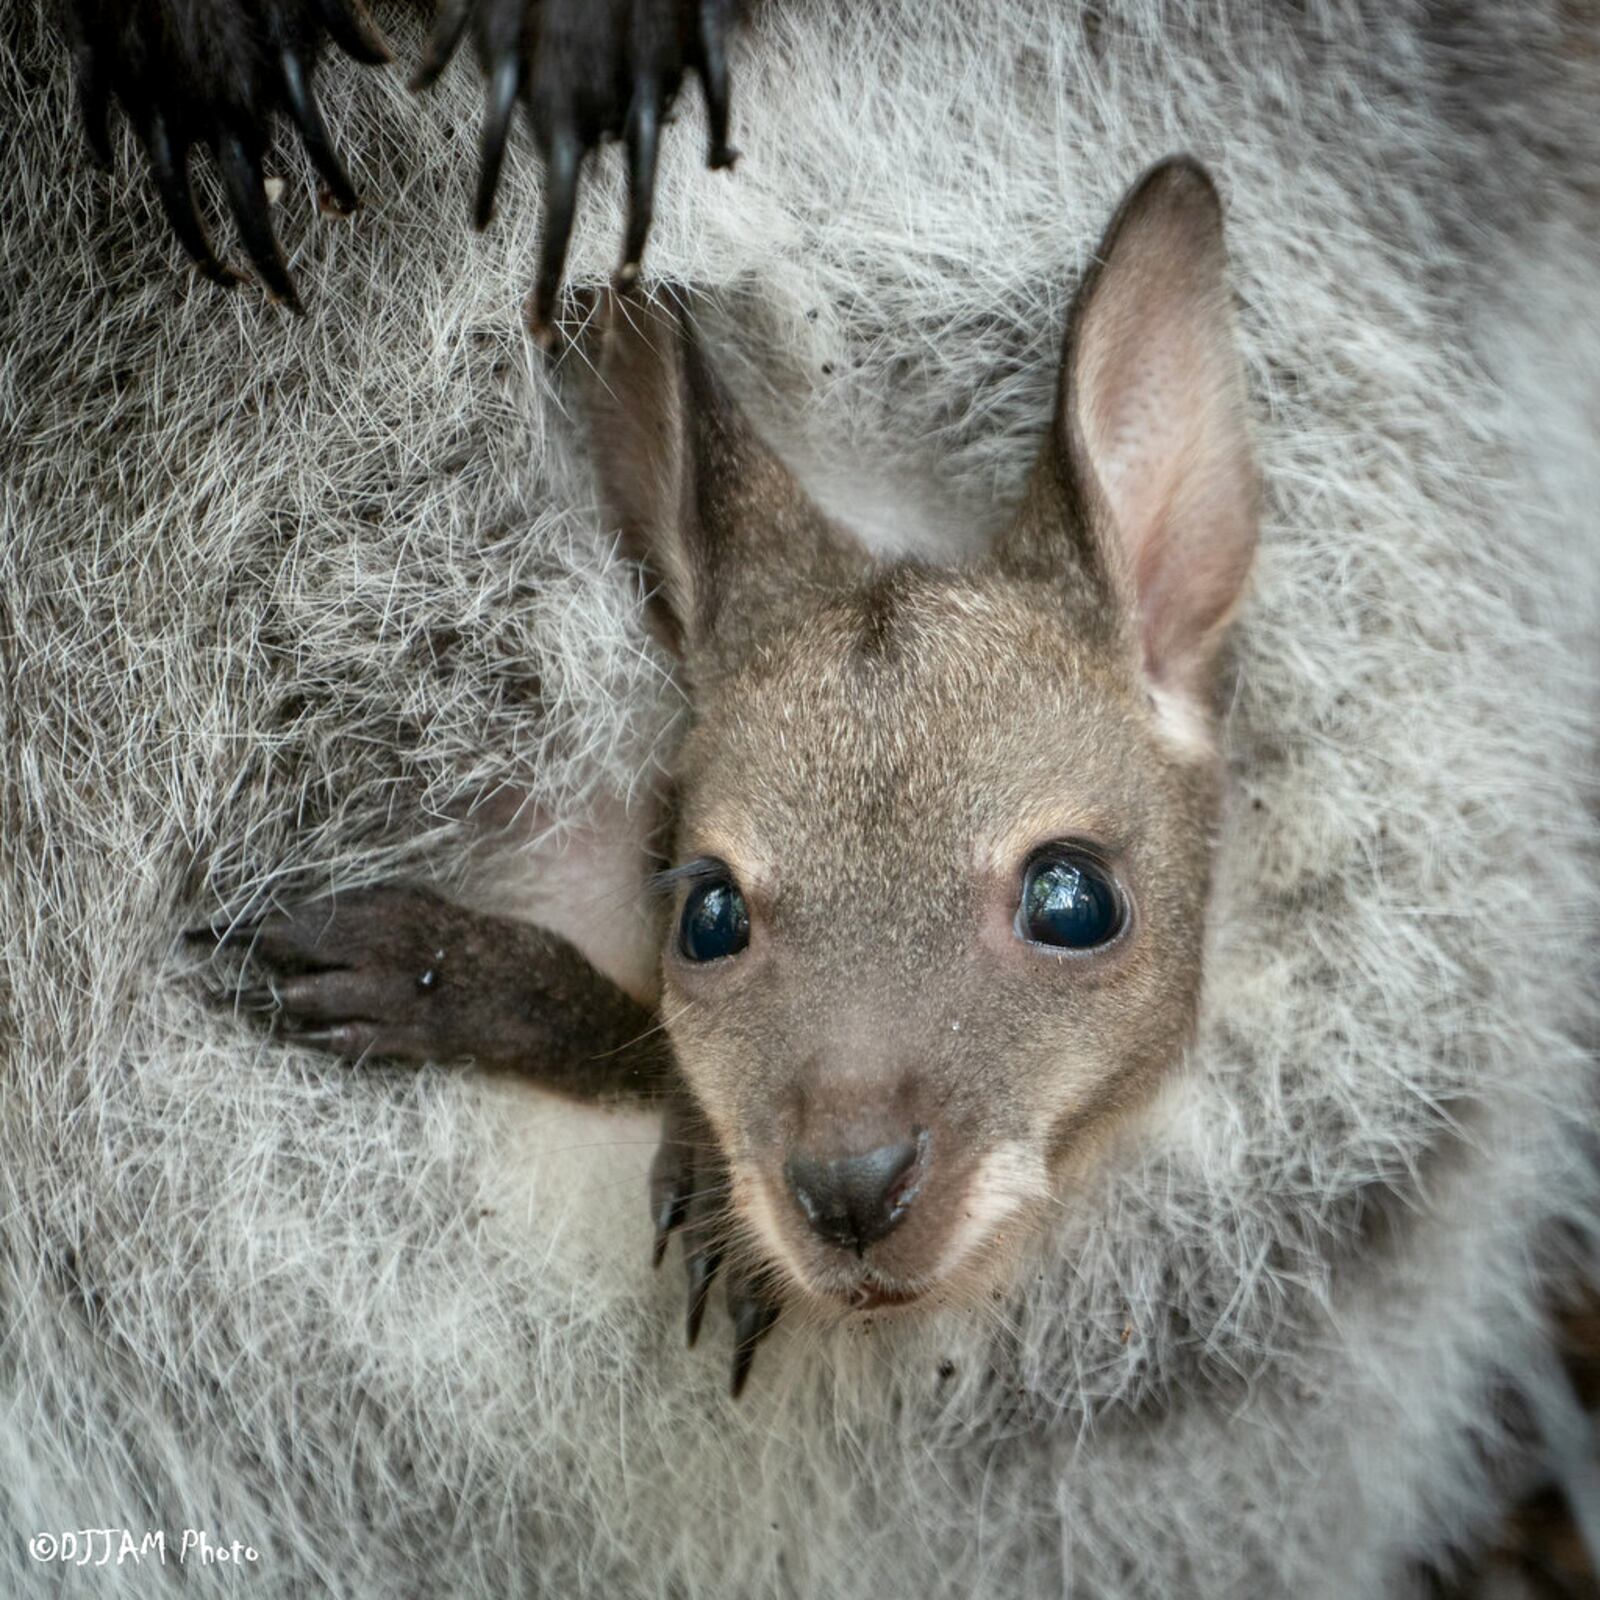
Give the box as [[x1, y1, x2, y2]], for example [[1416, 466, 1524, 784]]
[[784, 1133, 926, 1254]]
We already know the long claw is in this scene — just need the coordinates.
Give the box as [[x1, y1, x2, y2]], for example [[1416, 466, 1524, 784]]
[[143, 111, 237, 288], [218, 128, 304, 313], [693, 0, 738, 169], [474, 55, 522, 230], [410, 0, 472, 92], [617, 78, 663, 287], [282, 1026, 340, 1047], [529, 127, 581, 345], [729, 1284, 779, 1399], [184, 920, 250, 947], [316, 0, 392, 65], [232, 987, 280, 1012], [75, 45, 113, 168], [280, 47, 359, 213], [283, 1021, 389, 1057], [648, 1149, 692, 1268], [651, 1174, 687, 1265], [684, 1239, 721, 1347]]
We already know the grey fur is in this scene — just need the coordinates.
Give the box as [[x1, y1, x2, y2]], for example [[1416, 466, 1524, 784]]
[[2, 1, 1598, 1597]]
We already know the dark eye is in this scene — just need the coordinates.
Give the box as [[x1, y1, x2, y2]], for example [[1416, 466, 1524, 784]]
[[679, 879, 751, 963], [1016, 851, 1123, 950]]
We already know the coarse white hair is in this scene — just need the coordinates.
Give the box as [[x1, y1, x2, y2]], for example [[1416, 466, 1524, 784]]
[[2, 1, 1598, 1595]]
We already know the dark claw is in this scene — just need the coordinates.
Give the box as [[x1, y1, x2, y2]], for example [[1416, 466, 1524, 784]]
[[315, 0, 393, 66], [651, 1186, 688, 1268], [684, 1238, 721, 1348], [529, 128, 582, 344], [474, 55, 522, 230], [143, 111, 237, 288], [206, 916, 270, 950], [618, 79, 663, 286], [410, 0, 472, 92], [648, 1142, 693, 1268], [282, 1020, 388, 1057], [694, 0, 739, 169], [728, 1279, 780, 1399], [217, 127, 304, 313], [280, 48, 359, 214], [233, 987, 280, 1012], [75, 45, 113, 168], [282, 1026, 340, 1048]]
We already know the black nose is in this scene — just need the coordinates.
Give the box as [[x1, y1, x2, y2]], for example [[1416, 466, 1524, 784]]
[[784, 1133, 926, 1254]]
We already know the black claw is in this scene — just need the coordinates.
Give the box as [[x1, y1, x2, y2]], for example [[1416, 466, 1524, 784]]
[[75, 46, 113, 168], [280, 47, 359, 214], [233, 987, 279, 1012], [651, 1182, 686, 1266], [474, 56, 522, 230], [189, 916, 265, 949], [217, 128, 303, 313], [693, 0, 737, 169], [649, 1175, 690, 1268], [316, 0, 392, 65], [143, 111, 236, 288], [410, 0, 472, 91], [283, 1027, 338, 1047], [618, 79, 663, 286], [529, 128, 581, 343], [684, 1242, 721, 1348], [729, 1290, 779, 1399]]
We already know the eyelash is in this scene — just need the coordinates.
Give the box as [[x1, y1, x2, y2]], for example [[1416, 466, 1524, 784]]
[[648, 856, 729, 899]]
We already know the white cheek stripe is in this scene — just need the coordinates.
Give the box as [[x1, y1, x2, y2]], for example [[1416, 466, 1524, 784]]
[[933, 1140, 1052, 1280], [737, 1166, 814, 1293]]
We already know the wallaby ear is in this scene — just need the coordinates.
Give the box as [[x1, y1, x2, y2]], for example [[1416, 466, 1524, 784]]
[[1000, 158, 1258, 745], [583, 288, 856, 665]]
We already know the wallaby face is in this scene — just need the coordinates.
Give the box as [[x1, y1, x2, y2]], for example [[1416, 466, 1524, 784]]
[[590, 159, 1258, 1313]]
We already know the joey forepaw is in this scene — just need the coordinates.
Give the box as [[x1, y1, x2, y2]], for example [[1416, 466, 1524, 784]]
[[217, 886, 490, 1062], [199, 884, 671, 1099]]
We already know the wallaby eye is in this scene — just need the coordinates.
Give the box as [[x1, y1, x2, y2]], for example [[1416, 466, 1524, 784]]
[[1016, 850, 1123, 950], [679, 878, 751, 963]]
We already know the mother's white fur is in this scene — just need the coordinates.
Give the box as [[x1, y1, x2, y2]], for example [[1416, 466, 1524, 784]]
[[2, 1, 1598, 1595]]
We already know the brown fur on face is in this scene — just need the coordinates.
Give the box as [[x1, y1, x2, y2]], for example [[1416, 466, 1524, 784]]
[[586, 158, 1258, 1313]]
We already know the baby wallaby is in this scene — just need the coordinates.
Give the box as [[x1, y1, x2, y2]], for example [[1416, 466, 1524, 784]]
[[224, 157, 1258, 1393]]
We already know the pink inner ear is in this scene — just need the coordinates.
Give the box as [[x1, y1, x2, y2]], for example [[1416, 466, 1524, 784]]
[[1141, 459, 1258, 681], [1069, 176, 1258, 709]]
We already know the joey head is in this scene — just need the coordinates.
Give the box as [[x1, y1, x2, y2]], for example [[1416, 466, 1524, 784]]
[[605, 154, 1257, 1319], [223, 157, 1257, 1387]]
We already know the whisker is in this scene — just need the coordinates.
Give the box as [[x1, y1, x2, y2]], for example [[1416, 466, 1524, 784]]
[[586, 996, 695, 1061]]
